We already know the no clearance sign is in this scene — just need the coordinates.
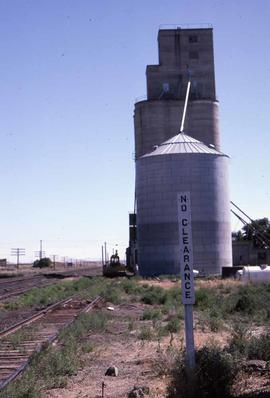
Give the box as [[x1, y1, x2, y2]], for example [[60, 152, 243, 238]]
[[177, 192, 195, 305]]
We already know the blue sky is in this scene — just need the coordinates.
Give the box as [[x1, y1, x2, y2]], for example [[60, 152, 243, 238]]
[[0, 0, 269, 262]]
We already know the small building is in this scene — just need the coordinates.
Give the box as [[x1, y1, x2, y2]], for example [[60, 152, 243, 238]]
[[0, 259, 7, 267], [232, 241, 270, 266]]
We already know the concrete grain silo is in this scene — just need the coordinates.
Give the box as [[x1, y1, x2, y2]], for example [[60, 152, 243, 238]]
[[136, 132, 232, 276], [132, 26, 232, 276]]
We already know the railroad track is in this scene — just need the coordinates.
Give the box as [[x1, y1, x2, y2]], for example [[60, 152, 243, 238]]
[[0, 266, 102, 301], [0, 294, 104, 390], [0, 275, 50, 301]]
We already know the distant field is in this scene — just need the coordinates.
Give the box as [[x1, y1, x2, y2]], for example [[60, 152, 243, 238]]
[[0, 261, 102, 277]]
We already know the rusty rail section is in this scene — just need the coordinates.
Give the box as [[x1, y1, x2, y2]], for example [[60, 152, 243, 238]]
[[0, 295, 104, 390]]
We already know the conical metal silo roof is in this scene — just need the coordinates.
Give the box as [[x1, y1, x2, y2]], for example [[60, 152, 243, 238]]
[[143, 132, 227, 157]]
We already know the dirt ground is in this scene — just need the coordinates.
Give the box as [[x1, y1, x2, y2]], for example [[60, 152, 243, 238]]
[[45, 301, 230, 398], [46, 303, 169, 398], [45, 278, 270, 398]]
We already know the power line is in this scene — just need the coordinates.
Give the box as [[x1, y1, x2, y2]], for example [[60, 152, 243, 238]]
[[10, 248, 25, 268]]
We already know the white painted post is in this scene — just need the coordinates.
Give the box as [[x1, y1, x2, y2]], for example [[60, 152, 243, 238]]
[[177, 192, 195, 371], [184, 305, 195, 369]]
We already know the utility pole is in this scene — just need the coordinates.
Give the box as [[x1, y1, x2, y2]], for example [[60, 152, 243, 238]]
[[39, 240, 43, 260], [34, 240, 45, 261], [104, 242, 107, 263], [50, 254, 57, 269], [102, 245, 104, 266], [11, 248, 25, 269]]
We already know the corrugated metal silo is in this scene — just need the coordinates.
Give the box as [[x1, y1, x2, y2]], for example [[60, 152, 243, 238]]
[[136, 132, 232, 276]]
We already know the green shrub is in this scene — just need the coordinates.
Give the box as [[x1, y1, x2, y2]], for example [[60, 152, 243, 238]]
[[101, 285, 122, 304], [247, 333, 270, 361], [60, 312, 107, 342], [141, 307, 162, 321], [7, 326, 39, 349], [138, 326, 153, 341], [195, 288, 217, 310], [156, 322, 169, 339], [195, 347, 237, 398], [0, 371, 41, 398], [227, 323, 249, 357], [40, 346, 79, 380], [33, 258, 52, 268], [234, 291, 256, 314], [208, 315, 223, 332], [166, 317, 181, 334], [166, 286, 181, 304], [223, 284, 270, 320], [120, 278, 143, 295], [141, 286, 167, 305], [82, 342, 94, 353], [167, 346, 238, 398], [207, 308, 223, 332]]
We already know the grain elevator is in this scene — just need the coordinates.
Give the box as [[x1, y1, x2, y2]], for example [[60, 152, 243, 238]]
[[134, 26, 232, 276]]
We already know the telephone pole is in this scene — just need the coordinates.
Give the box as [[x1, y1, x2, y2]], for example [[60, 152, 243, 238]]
[[11, 248, 25, 269], [39, 240, 43, 260], [34, 240, 45, 261], [50, 254, 57, 269]]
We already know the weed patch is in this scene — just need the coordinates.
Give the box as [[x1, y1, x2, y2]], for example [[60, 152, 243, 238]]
[[167, 345, 238, 398], [223, 284, 270, 322], [138, 325, 154, 341], [141, 307, 162, 321], [4, 278, 94, 311], [246, 333, 270, 361], [5, 325, 39, 350], [195, 288, 219, 311], [227, 323, 249, 357], [227, 326, 270, 361], [141, 286, 167, 305]]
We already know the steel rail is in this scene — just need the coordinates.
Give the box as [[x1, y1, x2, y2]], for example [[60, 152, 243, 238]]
[[0, 283, 54, 301], [0, 275, 43, 286], [0, 275, 53, 302], [0, 296, 74, 339], [0, 295, 104, 390], [0, 267, 101, 301]]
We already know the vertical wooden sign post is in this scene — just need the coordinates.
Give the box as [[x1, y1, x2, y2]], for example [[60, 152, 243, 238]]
[[177, 192, 195, 371]]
